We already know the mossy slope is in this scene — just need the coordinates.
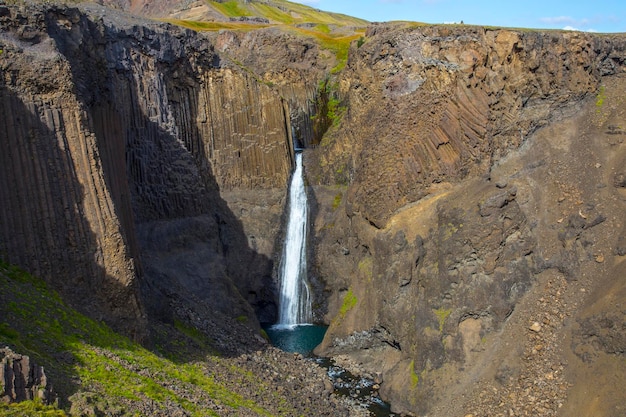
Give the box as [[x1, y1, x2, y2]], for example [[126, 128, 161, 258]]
[[0, 261, 299, 416], [166, 0, 366, 74]]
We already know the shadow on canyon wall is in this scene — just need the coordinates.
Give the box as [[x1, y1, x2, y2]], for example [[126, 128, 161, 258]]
[[0, 86, 148, 403], [0, 8, 279, 392], [0, 84, 144, 338], [46, 5, 279, 336]]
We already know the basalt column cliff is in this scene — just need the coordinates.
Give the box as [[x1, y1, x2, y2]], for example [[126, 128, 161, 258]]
[[0, 3, 328, 336]]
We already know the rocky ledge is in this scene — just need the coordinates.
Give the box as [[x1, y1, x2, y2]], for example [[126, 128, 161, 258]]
[[1, 347, 56, 406]]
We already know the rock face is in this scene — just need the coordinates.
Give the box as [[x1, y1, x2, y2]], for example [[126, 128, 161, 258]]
[[1, 347, 56, 405], [0, 5, 145, 336], [308, 24, 626, 415], [0, 3, 325, 334], [308, 25, 625, 228]]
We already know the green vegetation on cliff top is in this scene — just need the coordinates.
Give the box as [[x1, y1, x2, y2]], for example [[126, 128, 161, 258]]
[[167, 0, 366, 74], [210, 0, 251, 18], [170, 0, 366, 31], [0, 261, 295, 416], [207, 0, 367, 26]]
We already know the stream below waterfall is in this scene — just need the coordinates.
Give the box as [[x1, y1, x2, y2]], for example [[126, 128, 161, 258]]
[[264, 325, 397, 417], [270, 150, 396, 415]]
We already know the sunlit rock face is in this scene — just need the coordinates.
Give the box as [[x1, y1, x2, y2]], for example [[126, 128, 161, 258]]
[[307, 24, 626, 415]]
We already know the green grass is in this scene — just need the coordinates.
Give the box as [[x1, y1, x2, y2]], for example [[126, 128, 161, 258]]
[[0, 400, 67, 417], [339, 288, 358, 317], [171, 318, 219, 356], [0, 261, 286, 416], [433, 308, 452, 332], [409, 360, 419, 388], [248, 0, 368, 26], [312, 77, 348, 144], [190, 0, 369, 27], [251, 2, 295, 24], [315, 24, 331, 34], [166, 0, 366, 73], [596, 85, 606, 108], [291, 26, 363, 73], [358, 256, 373, 280], [163, 19, 267, 31], [332, 192, 343, 210], [209, 0, 251, 18]]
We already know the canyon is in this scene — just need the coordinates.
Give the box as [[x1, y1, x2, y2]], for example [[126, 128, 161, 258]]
[[0, 1, 625, 416]]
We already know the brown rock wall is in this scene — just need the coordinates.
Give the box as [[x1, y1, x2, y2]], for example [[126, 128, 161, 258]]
[[0, 3, 308, 333], [309, 24, 626, 415], [308, 26, 626, 228], [0, 23, 144, 334]]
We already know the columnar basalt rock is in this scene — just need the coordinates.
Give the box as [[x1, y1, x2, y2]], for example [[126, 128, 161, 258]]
[[308, 24, 626, 415], [2, 3, 626, 416], [308, 26, 626, 228], [208, 27, 335, 148], [0, 347, 56, 405], [0, 6, 145, 336], [0, 3, 313, 335]]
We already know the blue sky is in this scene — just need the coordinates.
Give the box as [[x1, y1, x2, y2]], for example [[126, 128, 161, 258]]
[[294, 0, 625, 33]]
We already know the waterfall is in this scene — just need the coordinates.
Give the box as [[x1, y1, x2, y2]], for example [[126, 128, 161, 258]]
[[277, 152, 312, 325]]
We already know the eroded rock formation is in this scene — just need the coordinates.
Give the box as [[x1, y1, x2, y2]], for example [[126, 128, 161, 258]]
[[308, 24, 626, 415], [1, 347, 56, 405]]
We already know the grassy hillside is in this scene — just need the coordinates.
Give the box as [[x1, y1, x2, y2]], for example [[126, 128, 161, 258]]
[[0, 261, 305, 416], [205, 0, 367, 26], [167, 0, 367, 32], [164, 0, 367, 73]]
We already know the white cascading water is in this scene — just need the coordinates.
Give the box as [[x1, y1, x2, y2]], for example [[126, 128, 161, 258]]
[[277, 152, 312, 326]]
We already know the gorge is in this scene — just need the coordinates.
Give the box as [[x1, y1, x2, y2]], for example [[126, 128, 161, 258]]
[[1, 1, 625, 416]]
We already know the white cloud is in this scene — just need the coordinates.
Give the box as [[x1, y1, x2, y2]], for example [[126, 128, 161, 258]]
[[563, 25, 598, 33], [541, 15, 596, 30]]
